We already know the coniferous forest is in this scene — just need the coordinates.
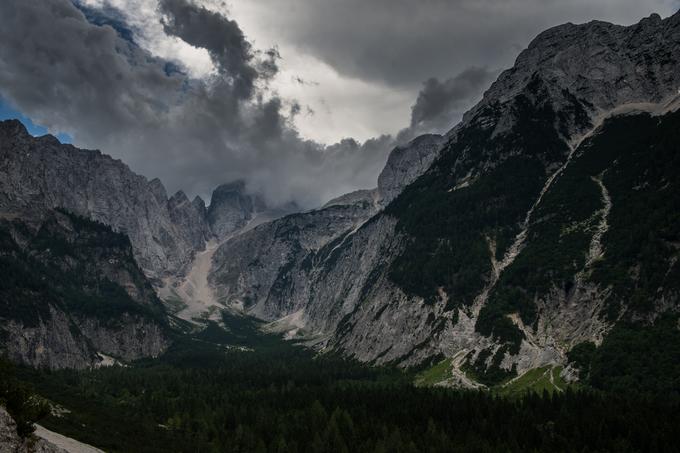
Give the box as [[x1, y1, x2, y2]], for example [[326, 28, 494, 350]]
[[3, 4, 680, 453], [2, 313, 679, 453]]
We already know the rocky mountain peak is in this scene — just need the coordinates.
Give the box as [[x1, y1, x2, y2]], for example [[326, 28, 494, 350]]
[[377, 134, 444, 204], [0, 124, 204, 279], [148, 178, 168, 205], [322, 189, 378, 209], [642, 12, 663, 25], [207, 180, 267, 240], [192, 195, 207, 213], [36, 133, 62, 147], [212, 180, 247, 194], [462, 10, 680, 141], [0, 119, 28, 138], [169, 190, 190, 207]]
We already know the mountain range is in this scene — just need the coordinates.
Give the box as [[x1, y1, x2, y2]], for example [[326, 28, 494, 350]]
[[1, 11, 679, 393]]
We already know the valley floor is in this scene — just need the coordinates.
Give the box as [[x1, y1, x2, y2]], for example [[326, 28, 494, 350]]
[[3, 313, 677, 453]]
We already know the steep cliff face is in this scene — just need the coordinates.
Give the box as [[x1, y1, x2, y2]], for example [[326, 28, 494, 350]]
[[206, 181, 268, 241], [467, 12, 680, 122], [377, 134, 443, 205], [210, 193, 379, 318], [168, 191, 211, 257], [334, 12, 680, 378], [210, 12, 680, 383], [0, 210, 170, 369], [208, 133, 444, 325], [0, 120, 208, 280]]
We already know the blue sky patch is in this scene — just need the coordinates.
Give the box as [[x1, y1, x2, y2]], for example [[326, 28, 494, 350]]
[[74, 2, 136, 45], [0, 99, 72, 143]]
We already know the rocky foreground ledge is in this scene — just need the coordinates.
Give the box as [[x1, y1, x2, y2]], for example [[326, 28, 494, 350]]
[[0, 406, 102, 453]]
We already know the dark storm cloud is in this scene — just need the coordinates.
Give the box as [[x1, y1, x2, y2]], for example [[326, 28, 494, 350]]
[[239, 0, 674, 88], [75, 3, 136, 44], [388, 66, 496, 144], [409, 67, 496, 133], [0, 0, 394, 207], [159, 0, 259, 99], [0, 0, 180, 143], [4, 0, 669, 208]]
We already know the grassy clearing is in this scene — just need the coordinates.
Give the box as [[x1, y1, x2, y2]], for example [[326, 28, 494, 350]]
[[497, 365, 568, 396], [415, 358, 453, 386], [415, 359, 571, 396]]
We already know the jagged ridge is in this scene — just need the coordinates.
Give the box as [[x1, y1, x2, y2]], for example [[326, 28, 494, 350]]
[[208, 11, 680, 386]]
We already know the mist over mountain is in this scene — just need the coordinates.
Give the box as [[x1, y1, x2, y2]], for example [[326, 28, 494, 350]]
[[0, 0, 497, 209], [0, 0, 386, 208], [1, 3, 680, 452]]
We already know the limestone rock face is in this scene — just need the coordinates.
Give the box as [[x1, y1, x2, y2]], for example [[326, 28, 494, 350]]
[[76, 316, 169, 362], [0, 121, 205, 279], [210, 193, 379, 317], [0, 210, 170, 369], [209, 11, 680, 382], [206, 181, 268, 241], [168, 190, 210, 264], [2, 311, 100, 371], [209, 133, 445, 321], [377, 134, 444, 205], [464, 11, 680, 136]]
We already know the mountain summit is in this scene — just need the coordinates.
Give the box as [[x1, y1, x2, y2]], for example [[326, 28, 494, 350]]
[[1, 11, 679, 389], [206, 11, 680, 386]]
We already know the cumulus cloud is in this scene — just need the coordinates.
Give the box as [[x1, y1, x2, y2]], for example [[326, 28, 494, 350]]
[[227, 0, 677, 89], [0, 0, 394, 208], [3, 0, 672, 209], [221, 0, 678, 142], [399, 67, 497, 140], [159, 0, 262, 99]]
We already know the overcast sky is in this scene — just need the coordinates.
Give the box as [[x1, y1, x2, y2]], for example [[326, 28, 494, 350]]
[[0, 0, 678, 207]]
